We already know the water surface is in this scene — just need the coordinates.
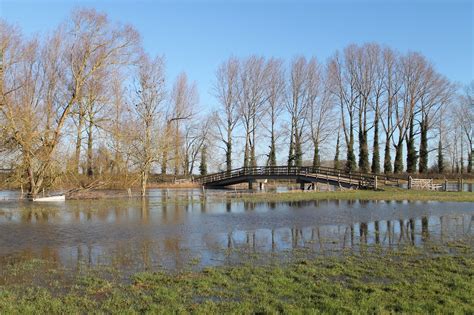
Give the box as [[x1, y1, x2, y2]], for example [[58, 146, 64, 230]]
[[0, 188, 472, 273]]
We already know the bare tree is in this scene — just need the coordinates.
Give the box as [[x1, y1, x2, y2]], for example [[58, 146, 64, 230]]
[[213, 57, 240, 173], [82, 68, 111, 176], [286, 56, 311, 168], [328, 49, 358, 172], [169, 72, 198, 175], [237, 56, 270, 167], [390, 52, 426, 173], [455, 81, 474, 173], [0, 27, 45, 191], [0, 10, 139, 196], [399, 53, 432, 173], [379, 47, 402, 174], [130, 54, 166, 196], [367, 44, 385, 174], [307, 59, 334, 170], [417, 69, 453, 174], [352, 44, 376, 173], [107, 73, 131, 175], [263, 58, 285, 166], [334, 125, 341, 169], [182, 116, 211, 175]]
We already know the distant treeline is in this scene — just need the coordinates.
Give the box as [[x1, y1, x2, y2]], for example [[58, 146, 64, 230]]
[[0, 9, 472, 197]]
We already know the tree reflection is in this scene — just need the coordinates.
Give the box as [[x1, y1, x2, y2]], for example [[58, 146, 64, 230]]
[[421, 216, 429, 243], [374, 221, 380, 244]]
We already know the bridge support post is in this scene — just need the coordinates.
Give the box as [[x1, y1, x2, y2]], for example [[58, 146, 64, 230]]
[[259, 182, 265, 190], [300, 182, 305, 190], [248, 181, 254, 190]]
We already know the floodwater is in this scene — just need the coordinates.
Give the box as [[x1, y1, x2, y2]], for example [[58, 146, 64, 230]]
[[0, 188, 472, 274]]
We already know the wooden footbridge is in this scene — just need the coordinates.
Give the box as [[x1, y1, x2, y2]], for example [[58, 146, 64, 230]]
[[196, 166, 401, 190]]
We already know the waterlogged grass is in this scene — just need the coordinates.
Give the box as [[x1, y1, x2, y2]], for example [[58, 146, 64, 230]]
[[232, 187, 474, 203], [1, 245, 473, 313]]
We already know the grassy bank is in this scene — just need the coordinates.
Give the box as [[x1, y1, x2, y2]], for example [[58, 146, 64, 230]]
[[228, 187, 474, 203], [60, 187, 474, 204], [1, 244, 473, 313]]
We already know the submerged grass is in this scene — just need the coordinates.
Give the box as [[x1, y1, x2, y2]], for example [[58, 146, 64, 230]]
[[229, 187, 474, 203], [1, 244, 473, 314]]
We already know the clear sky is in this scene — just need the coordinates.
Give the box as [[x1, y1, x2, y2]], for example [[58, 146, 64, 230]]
[[1, 0, 473, 111]]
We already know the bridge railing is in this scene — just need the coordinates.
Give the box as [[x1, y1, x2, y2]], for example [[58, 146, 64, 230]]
[[299, 166, 376, 187], [302, 166, 403, 185], [196, 165, 395, 188]]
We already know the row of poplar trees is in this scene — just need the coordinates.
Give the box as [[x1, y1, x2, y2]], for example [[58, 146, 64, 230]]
[[212, 45, 472, 175]]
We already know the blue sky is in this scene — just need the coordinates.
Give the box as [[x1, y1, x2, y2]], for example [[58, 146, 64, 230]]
[[2, 0, 473, 111]]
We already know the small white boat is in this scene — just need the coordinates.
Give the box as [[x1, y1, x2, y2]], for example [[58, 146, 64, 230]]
[[33, 195, 66, 202]]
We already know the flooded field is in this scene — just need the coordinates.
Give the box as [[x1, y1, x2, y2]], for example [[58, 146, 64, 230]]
[[0, 188, 472, 274]]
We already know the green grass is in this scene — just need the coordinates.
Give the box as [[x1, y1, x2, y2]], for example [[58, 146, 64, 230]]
[[230, 187, 474, 203], [1, 245, 473, 314]]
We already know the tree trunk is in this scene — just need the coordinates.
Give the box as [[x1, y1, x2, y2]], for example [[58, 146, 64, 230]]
[[226, 126, 232, 174], [199, 146, 207, 175], [268, 132, 277, 167], [161, 150, 168, 175], [371, 109, 380, 174], [358, 105, 369, 173], [174, 122, 180, 176], [418, 119, 428, 174], [312, 141, 320, 172], [467, 151, 472, 173], [183, 153, 189, 176], [393, 140, 404, 174], [161, 123, 170, 175], [243, 132, 250, 168], [287, 118, 295, 169], [406, 117, 417, 173], [250, 115, 257, 167], [358, 131, 369, 173], [468, 140, 473, 173], [141, 170, 148, 197], [294, 132, 302, 167], [437, 139, 444, 173], [383, 140, 392, 174], [25, 153, 36, 197], [334, 131, 340, 169], [346, 117, 357, 172], [74, 107, 85, 174], [86, 119, 93, 177]]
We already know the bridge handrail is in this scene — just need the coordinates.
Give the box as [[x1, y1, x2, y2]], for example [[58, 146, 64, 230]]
[[196, 165, 392, 186]]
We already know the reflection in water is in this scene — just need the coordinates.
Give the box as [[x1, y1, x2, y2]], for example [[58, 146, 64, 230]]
[[0, 188, 473, 273]]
